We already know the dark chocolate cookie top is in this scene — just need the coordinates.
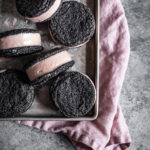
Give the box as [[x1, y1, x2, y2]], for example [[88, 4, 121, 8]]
[[16, 0, 56, 18], [50, 71, 96, 117], [0, 70, 35, 117], [49, 1, 95, 47]]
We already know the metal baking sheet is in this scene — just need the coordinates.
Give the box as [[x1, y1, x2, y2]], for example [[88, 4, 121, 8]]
[[0, 0, 100, 121]]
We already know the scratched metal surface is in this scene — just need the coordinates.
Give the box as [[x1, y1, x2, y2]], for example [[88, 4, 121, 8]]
[[0, 0, 99, 120]]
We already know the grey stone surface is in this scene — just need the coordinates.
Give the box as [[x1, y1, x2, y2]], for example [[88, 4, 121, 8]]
[[0, 121, 76, 150], [121, 0, 150, 150], [0, 0, 149, 150]]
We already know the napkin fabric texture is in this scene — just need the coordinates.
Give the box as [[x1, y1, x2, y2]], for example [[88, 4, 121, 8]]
[[16, 0, 131, 149]]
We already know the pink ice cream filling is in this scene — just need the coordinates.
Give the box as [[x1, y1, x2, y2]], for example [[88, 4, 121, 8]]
[[26, 0, 61, 22], [26, 51, 72, 81], [0, 33, 41, 50]]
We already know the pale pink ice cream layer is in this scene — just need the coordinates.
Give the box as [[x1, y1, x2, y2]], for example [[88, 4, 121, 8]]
[[16, 0, 131, 149], [26, 51, 72, 81], [0, 33, 41, 49], [26, 0, 61, 22]]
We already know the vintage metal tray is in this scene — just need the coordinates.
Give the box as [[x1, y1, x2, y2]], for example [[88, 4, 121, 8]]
[[0, 0, 100, 121]]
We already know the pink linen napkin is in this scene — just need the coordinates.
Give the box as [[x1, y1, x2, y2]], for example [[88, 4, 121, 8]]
[[16, 0, 131, 149]]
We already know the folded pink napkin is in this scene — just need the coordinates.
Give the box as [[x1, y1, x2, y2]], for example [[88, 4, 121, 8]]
[[16, 0, 131, 149]]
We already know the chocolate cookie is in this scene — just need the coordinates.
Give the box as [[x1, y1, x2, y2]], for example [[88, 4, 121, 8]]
[[49, 1, 95, 47], [0, 70, 35, 117], [50, 71, 96, 117]]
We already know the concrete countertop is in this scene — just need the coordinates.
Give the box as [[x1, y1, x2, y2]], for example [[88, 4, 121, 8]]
[[0, 0, 150, 150]]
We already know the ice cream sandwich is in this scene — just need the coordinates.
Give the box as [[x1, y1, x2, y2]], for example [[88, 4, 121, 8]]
[[0, 29, 43, 57], [0, 70, 35, 117], [49, 1, 95, 47], [50, 71, 96, 117], [16, 0, 62, 22], [24, 47, 74, 86]]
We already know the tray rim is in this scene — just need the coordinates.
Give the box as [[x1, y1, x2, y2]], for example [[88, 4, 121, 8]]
[[0, 0, 100, 121]]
